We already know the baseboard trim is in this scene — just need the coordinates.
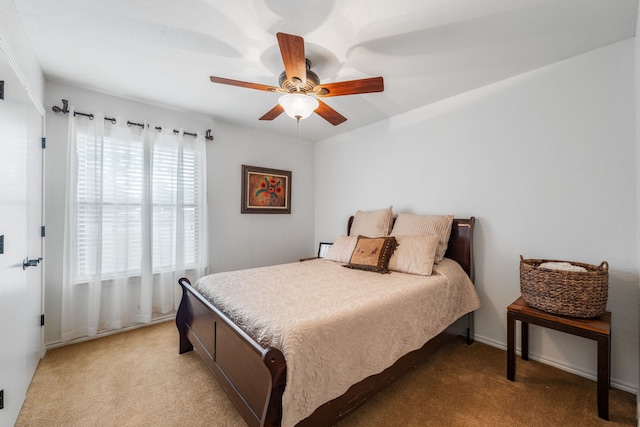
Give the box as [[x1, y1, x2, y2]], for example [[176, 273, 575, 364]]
[[45, 315, 175, 351], [473, 334, 637, 395]]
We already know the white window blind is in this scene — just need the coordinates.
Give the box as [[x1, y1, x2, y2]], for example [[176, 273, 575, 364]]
[[75, 124, 203, 282]]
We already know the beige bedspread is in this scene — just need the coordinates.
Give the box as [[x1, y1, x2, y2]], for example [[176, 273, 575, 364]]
[[194, 258, 480, 427]]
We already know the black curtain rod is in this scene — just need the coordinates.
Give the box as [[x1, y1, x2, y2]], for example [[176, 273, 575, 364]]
[[52, 99, 214, 140], [174, 129, 197, 138]]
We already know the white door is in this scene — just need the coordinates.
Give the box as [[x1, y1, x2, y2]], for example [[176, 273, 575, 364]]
[[0, 48, 44, 426]]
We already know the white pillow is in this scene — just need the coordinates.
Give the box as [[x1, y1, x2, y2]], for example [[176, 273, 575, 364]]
[[324, 235, 358, 263], [388, 235, 439, 276], [390, 213, 454, 264], [349, 206, 393, 237]]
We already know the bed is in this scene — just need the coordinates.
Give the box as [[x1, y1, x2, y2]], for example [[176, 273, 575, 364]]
[[176, 214, 479, 427]]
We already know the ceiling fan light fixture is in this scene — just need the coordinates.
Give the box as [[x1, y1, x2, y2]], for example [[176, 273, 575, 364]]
[[278, 93, 319, 121]]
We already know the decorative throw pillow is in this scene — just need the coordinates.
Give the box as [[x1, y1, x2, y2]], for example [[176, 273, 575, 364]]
[[349, 206, 393, 237], [388, 234, 439, 276], [345, 236, 397, 273], [324, 235, 358, 263], [390, 213, 454, 264]]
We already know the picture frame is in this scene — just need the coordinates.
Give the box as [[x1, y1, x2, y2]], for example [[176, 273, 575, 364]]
[[241, 165, 292, 214], [317, 242, 333, 258]]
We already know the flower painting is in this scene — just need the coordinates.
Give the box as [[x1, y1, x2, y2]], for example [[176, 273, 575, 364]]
[[241, 165, 291, 214]]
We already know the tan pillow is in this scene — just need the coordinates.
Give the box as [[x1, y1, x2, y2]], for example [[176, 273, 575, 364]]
[[390, 213, 454, 264], [349, 206, 393, 237], [388, 235, 439, 276], [324, 235, 358, 263], [345, 236, 397, 273]]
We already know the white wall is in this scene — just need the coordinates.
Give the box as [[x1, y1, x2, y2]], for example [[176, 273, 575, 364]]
[[0, 0, 44, 107], [43, 81, 315, 345], [315, 39, 639, 392], [206, 124, 315, 273]]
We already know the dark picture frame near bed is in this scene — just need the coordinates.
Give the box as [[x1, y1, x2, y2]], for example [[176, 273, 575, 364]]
[[318, 242, 333, 258], [241, 165, 292, 214]]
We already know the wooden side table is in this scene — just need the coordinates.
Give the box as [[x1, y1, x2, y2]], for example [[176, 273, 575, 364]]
[[506, 296, 612, 420]]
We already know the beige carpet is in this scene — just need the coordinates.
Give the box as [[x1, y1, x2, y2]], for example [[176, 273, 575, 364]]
[[16, 321, 636, 427]]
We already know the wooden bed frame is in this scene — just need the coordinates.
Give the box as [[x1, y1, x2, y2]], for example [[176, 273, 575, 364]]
[[176, 217, 476, 427]]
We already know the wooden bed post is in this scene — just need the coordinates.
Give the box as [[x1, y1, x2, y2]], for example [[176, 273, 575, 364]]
[[466, 312, 475, 345], [176, 277, 194, 354], [260, 348, 287, 427]]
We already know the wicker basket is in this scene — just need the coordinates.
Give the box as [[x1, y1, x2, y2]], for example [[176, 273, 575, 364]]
[[519, 256, 608, 318]]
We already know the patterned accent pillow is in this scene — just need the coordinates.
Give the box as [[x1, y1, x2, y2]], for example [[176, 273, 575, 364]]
[[349, 206, 393, 237], [324, 235, 358, 263], [345, 236, 397, 273], [388, 234, 439, 276], [390, 213, 454, 264]]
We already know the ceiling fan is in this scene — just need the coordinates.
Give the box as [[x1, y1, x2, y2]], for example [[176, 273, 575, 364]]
[[209, 32, 384, 126]]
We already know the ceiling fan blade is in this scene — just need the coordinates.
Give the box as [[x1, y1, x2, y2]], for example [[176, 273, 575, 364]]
[[210, 76, 279, 92], [315, 99, 347, 126], [259, 104, 284, 121], [315, 77, 384, 97], [276, 32, 306, 86]]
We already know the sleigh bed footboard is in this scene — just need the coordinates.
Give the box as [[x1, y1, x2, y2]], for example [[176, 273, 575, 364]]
[[177, 277, 287, 427]]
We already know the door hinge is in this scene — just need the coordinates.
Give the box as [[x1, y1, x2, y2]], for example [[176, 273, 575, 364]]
[[0, 80, 4, 100], [41, 137, 46, 149], [40, 314, 45, 326], [41, 225, 45, 237]]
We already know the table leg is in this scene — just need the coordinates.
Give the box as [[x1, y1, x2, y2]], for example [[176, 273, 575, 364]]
[[597, 335, 610, 420], [521, 322, 529, 361], [507, 311, 515, 381], [609, 326, 612, 388]]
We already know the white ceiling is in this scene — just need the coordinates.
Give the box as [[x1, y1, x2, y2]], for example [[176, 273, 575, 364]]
[[14, 0, 638, 141]]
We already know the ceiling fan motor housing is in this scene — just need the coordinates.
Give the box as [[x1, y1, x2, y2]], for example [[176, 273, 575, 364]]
[[278, 59, 320, 93]]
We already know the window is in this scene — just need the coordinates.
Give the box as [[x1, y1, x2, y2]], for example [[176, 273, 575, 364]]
[[62, 109, 208, 341], [74, 124, 204, 282]]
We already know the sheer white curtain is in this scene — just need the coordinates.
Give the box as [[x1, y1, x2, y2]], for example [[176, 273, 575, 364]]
[[61, 107, 208, 342]]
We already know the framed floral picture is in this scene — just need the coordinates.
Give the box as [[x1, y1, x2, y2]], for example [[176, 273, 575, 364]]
[[241, 165, 292, 214]]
